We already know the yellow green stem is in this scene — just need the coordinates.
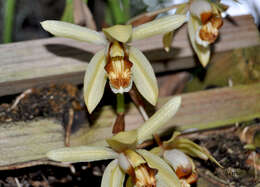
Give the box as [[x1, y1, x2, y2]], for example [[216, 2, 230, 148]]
[[117, 93, 125, 114]]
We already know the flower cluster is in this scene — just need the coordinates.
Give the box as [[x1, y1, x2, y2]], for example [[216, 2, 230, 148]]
[[41, 5, 223, 186], [47, 96, 183, 187]]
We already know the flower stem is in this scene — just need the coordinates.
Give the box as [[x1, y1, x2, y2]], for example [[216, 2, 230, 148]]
[[113, 94, 125, 134], [116, 93, 125, 114], [108, 0, 127, 24]]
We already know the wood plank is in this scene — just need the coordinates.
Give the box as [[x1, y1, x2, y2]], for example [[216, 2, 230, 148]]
[[1, 83, 260, 166], [0, 15, 259, 96], [0, 119, 64, 166]]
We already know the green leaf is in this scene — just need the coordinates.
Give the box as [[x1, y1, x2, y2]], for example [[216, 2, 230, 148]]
[[61, 0, 74, 23]]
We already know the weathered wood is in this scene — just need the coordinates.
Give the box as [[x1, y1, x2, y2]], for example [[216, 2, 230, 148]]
[[1, 83, 260, 166], [0, 15, 259, 96], [0, 119, 64, 166], [185, 46, 260, 91]]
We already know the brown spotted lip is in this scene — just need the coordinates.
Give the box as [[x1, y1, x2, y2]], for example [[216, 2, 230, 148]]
[[105, 41, 133, 93]]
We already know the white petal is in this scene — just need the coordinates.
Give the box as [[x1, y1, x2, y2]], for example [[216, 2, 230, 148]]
[[84, 49, 107, 113], [41, 20, 107, 45], [101, 159, 125, 187], [137, 149, 181, 187], [188, 15, 210, 67], [190, 0, 212, 19], [131, 14, 186, 42], [163, 149, 192, 171], [47, 146, 118, 163], [137, 96, 182, 144], [129, 46, 158, 106], [118, 153, 132, 173]]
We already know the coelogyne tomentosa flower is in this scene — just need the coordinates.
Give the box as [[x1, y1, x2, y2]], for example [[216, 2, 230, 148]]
[[41, 15, 186, 113], [162, 0, 228, 67], [47, 96, 182, 187], [152, 131, 222, 187], [188, 0, 224, 67]]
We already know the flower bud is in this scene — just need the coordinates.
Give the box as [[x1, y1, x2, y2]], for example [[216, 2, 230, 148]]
[[163, 149, 192, 178]]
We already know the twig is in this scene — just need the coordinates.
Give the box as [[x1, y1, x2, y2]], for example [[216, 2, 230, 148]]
[[41, 173, 50, 187], [73, 0, 86, 26], [73, 0, 97, 30], [65, 108, 74, 147], [252, 151, 258, 180], [203, 170, 232, 186], [139, 105, 149, 121], [14, 178, 21, 187], [136, 140, 154, 149], [129, 88, 149, 121], [9, 88, 33, 111], [82, 1, 97, 30]]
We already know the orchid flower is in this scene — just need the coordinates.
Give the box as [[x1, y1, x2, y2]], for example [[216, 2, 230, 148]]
[[152, 131, 222, 186], [163, 0, 229, 67], [41, 15, 186, 113], [188, 0, 224, 67], [47, 96, 182, 187]]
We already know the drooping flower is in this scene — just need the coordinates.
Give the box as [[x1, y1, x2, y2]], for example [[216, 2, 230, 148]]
[[162, 0, 229, 67], [188, 0, 224, 66], [41, 15, 186, 113], [47, 96, 182, 187], [152, 131, 222, 186]]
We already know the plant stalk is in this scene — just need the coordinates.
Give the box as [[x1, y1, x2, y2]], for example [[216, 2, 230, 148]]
[[3, 0, 16, 43], [116, 93, 125, 114], [108, 0, 127, 24]]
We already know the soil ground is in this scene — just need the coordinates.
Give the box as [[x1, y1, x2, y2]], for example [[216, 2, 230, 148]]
[[0, 84, 259, 187]]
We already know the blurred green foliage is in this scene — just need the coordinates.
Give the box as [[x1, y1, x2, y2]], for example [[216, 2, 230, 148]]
[[3, 0, 16, 43]]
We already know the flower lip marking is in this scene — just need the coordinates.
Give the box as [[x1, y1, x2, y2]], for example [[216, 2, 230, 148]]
[[118, 150, 157, 187], [200, 12, 213, 25], [190, 0, 224, 47], [199, 14, 223, 44], [105, 41, 133, 93]]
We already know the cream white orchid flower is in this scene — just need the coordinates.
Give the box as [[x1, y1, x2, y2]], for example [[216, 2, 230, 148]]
[[162, 0, 227, 67], [188, 0, 224, 67], [47, 96, 182, 187], [151, 131, 222, 186], [41, 14, 186, 113]]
